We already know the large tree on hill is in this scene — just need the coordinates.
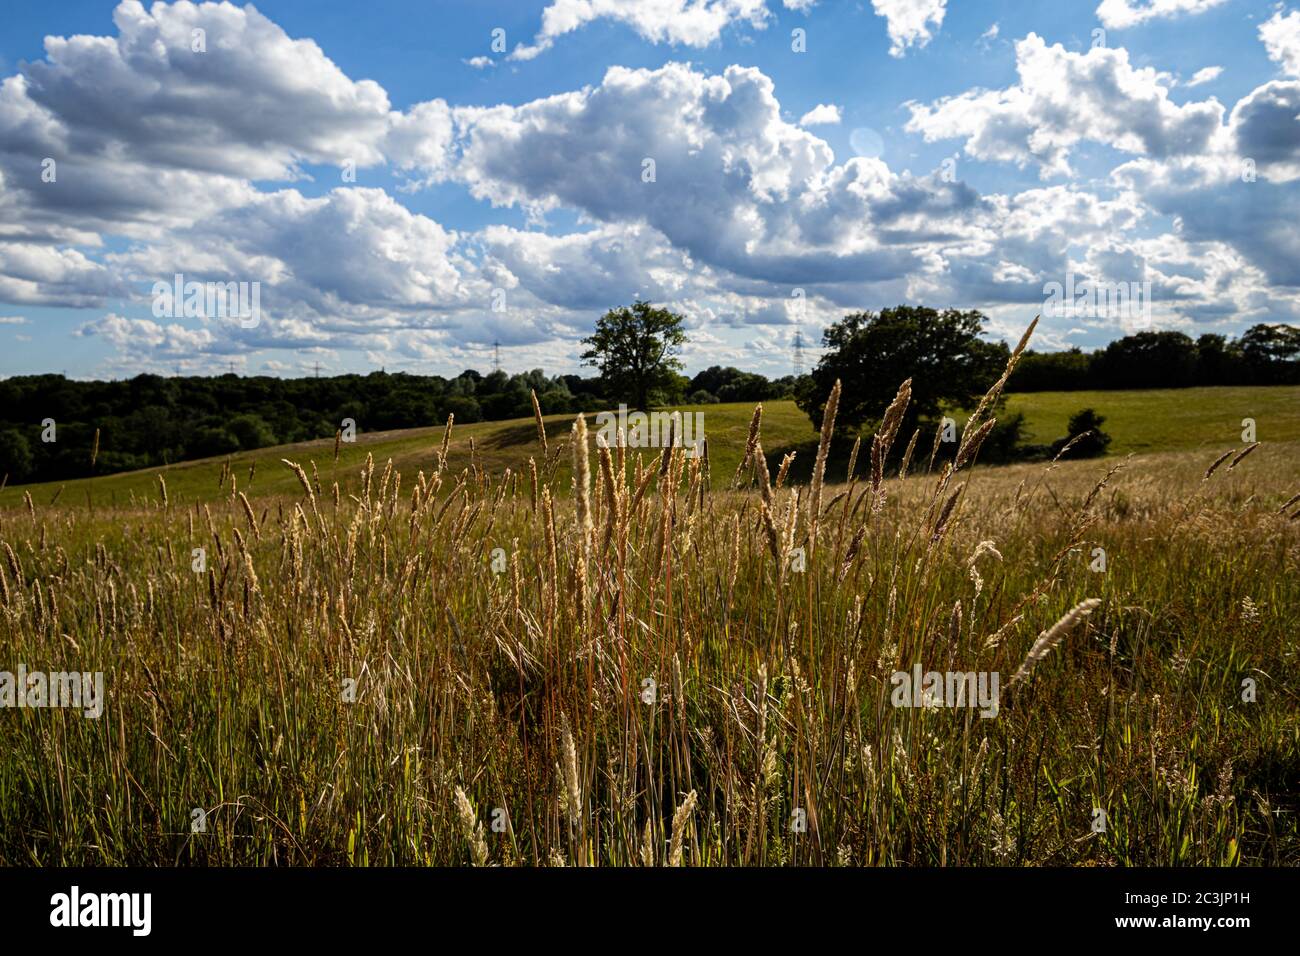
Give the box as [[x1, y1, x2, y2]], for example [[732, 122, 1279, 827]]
[[581, 301, 687, 410], [1240, 323, 1300, 383], [798, 306, 1008, 437], [1091, 330, 1198, 389]]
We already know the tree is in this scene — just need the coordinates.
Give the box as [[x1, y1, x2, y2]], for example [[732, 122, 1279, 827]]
[[227, 413, 277, 450], [799, 306, 1008, 438], [1050, 408, 1112, 459], [1240, 323, 1300, 384], [1195, 334, 1243, 386], [0, 428, 33, 482], [1091, 331, 1198, 389], [580, 301, 687, 410], [1007, 348, 1092, 391]]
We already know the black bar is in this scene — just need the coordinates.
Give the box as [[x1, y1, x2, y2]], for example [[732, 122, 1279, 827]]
[[0, 866, 1279, 942]]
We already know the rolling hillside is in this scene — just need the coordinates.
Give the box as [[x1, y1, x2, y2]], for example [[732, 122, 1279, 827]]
[[2, 385, 1297, 508]]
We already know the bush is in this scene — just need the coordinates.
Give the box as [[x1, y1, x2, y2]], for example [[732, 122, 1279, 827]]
[[1050, 408, 1112, 459], [227, 413, 277, 450], [0, 428, 34, 482], [977, 411, 1029, 464]]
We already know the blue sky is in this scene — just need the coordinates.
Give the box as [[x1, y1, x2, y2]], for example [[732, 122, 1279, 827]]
[[0, 0, 1297, 380]]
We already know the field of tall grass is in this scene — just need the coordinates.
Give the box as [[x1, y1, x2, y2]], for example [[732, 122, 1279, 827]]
[[1, 338, 1297, 866]]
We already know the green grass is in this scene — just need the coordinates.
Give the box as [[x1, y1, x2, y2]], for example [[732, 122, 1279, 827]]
[[1, 420, 1296, 866], [0, 364, 1297, 866], [1003, 386, 1300, 455], [3, 385, 1297, 509]]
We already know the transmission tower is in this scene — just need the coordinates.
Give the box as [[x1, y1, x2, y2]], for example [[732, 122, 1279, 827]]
[[792, 329, 806, 378], [492, 340, 502, 373]]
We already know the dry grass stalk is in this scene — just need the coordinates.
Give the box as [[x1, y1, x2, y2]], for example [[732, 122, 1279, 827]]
[[1228, 442, 1260, 470], [898, 427, 920, 481], [453, 786, 490, 866], [960, 316, 1037, 457], [845, 436, 862, 483], [668, 789, 698, 866], [808, 379, 841, 544], [438, 414, 454, 472], [955, 419, 997, 471], [560, 716, 582, 834], [572, 414, 593, 560], [1203, 449, 1234, 480], [531, 389, 548, 455], [1009, 598, 1102, 688], [775, 451, 795, 489], [732, 404, 763, 489], [753, 440, 774, 508]]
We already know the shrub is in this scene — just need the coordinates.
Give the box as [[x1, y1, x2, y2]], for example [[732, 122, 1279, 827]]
[[1050, 408, 1112, 459]]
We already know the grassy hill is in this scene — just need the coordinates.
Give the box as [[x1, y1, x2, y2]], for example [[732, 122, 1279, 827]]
[[1004, 385, 1300, 455], [2, 385, 1297, 508]]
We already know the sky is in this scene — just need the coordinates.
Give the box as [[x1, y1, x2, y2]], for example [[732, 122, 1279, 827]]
[[0, 0, 1297, 381]]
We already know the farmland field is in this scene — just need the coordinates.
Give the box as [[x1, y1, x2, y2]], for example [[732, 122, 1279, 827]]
[[0, 381, 1297, 866]]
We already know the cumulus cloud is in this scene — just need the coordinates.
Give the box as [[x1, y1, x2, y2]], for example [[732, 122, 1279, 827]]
[[451, 62, 983, 286], [798, 103, 841, 126], [872, 0, 947, 57], [25, 0, 394, 178], [3, 1, 1298, 375], [1260, 9, 1300, 77], [78, 312, 219, 357], [510, 0, 771, 60], [0, 242, 129, 306], [906, 34, 1226, 177], [1096, 0, 1227, 30], [0, 0, 455, 243]]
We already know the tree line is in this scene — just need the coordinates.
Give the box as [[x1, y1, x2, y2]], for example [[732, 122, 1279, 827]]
[[1, 300, 1295, 486], [1007, 326, 1300, 391], [0, 361, 796, 485]]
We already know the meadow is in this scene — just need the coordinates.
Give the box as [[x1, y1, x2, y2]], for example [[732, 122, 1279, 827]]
[[0, 372, 1297, 865], [3, 384, 1297, 510]]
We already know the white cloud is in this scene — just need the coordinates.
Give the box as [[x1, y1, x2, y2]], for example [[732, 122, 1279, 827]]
[[0, 243, 128, 306], [510, 0, 770, 60], [0, 315, 28, 324], [450, 62, 980, 285], [0, 0, 457, 243], [906, 34, 1226, 177], [4, 1, 1298, 374], [1260, 9, 1300, 77], [1186, 65, 1222, 87], [78, 312, 218, 356], [1096, 0, 1227, 30], [798, 103, 841, 126], [27, 0, 394, 178], [871, 0, 947, 57]]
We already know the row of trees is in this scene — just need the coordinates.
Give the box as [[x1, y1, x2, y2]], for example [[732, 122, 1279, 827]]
[[0, 369, 595, 484], [1008, 326, 1300, 391], [2, 299, 1295, 484], [0, 354, 793, 484]]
